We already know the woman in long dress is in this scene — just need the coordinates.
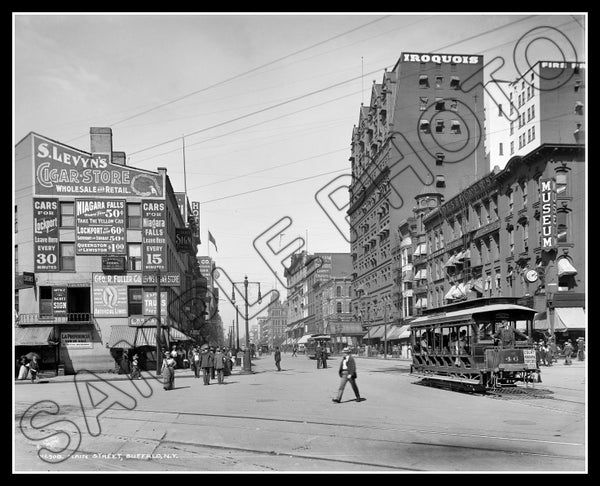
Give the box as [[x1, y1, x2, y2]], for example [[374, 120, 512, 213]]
[[17, 357, 29, 380], [162, 352, 176, 390]]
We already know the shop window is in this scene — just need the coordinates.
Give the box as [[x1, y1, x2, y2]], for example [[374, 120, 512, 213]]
[[60, 243, 75, 271], [419, 97, 428, 111], [128, 287, 143, 315], [39, 286, 53, 316], [419, 75, 429, 88], [128, 243, 142, 271], [127, 203, 141, 228], [435, 119, 445, 133], [60, 202, 75, 228]]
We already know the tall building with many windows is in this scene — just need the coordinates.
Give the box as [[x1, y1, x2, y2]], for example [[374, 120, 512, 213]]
[[349, 52, 488, 329]]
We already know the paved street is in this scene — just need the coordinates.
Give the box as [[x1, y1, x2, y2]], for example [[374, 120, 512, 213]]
[[14, 353, 586, 473]]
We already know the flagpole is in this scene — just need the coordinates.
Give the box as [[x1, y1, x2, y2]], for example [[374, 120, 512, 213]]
[[207, 229, 210, 258]]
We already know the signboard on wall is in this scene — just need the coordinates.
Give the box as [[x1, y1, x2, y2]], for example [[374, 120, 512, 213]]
[[61, 331, 93, 348], [92, 277, 128, 317], [197, 256, 213, 287], [540, 178, 557, 251], [75, 199, 126, 254], [191, 201, 200, 240], [142, 200, 167, 271], [315, 254, 332, 282], [33, 134, 165, 198], [52, 287, 68, 316], [33, 198, 60, 272], [175, 193, 187, 222], [143, 291, 168, 316], [92, 272, 180, 287], [176, 227, 194, 253]]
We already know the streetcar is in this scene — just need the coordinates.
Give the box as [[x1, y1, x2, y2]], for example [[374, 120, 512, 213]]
[[409, 297, 540, 392], [305, 334, 333, 360]]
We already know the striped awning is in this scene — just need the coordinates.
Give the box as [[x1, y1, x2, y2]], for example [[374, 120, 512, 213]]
[[108, 325, 137, 349], [15, 326, 57, 346]]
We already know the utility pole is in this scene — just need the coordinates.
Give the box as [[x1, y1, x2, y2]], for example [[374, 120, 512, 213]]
[[235, 305, 240, 351], [383, 303, 388, 360], [156, 269, 162, 375], [231, 276, 261, 373]]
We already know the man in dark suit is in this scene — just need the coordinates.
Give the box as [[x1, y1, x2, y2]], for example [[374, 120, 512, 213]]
[[274, 346, 282, 371], [332, 347, 363, 403]]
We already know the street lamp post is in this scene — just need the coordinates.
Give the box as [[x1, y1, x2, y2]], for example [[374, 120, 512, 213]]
[[231, 276, 262, 373], [383, 303, 389, 360]]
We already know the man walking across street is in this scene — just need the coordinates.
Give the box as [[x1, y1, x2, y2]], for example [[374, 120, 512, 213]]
[[274, 346, 282, 371], [332, 347, 363, 403]]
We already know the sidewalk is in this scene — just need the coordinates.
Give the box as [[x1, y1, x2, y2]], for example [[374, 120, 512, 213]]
[[14, 366, 248, 385]]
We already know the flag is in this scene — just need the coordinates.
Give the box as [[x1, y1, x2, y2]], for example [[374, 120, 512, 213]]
[[208, 231, 217, 252]]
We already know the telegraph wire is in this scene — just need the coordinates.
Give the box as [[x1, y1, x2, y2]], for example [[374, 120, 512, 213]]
[[62, 16, 391, 144]]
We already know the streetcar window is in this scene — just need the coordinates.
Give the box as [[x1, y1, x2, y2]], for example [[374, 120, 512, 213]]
[[477, 322, 495, 341], [441, 327, 451, 354]]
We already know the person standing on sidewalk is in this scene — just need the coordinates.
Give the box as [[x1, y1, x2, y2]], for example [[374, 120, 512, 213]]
[[191, 347, 201, 378], [563, 339, 574, 365], [130, 354, 141, 380], [292, 345, 297, 357], [200, 346, 213, 385], [274, 346, 282, 371], [213, 347, 226, 384], [576, 337, 585, 361], [332, 348, 363, 403], [162, 351, 176, 390], [27, 356, 40, 383]]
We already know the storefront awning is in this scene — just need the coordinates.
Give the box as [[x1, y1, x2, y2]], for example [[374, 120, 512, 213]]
[[108, 325, 137, 349], [557, 258, 578, 277], [15, 326, 56, 346], [445, 285, 457, 300], [555, 307, 586, 331], [296, 334, 313, 345], [386, 324, 411, 340]]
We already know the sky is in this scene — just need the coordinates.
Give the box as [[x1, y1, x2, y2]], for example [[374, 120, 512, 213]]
[[13, 12, 586, 335]]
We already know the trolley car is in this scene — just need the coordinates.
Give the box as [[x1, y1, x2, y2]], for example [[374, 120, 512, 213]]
[[305, 334, 333, 359], [409, 297, 540, 392]]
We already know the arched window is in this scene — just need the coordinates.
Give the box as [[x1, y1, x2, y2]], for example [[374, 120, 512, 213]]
[[336, 302, 342, 313], [336, 286, 342, 297]]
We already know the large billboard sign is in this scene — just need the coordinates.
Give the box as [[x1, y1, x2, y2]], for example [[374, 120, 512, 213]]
[[33, 134, 165, 198], [75, 199, 126, 254], [540, 178, 557, 251], [142, 200, 167, 272], [92, 277, 128, 317], [33, 198, 60, 272]]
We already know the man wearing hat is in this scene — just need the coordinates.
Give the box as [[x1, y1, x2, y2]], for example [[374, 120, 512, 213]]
[[332, 347, 364, 403], [563, 339, 574, 365], [130, 353, 141, 380]]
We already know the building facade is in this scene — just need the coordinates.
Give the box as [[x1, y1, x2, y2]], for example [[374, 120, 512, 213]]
[[14, 128, 203, 374], [348, 52, 488, 330]]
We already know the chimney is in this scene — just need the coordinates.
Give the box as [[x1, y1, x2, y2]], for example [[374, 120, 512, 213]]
[[113, 151, 126, 166], [90, 127, 112, 153]]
